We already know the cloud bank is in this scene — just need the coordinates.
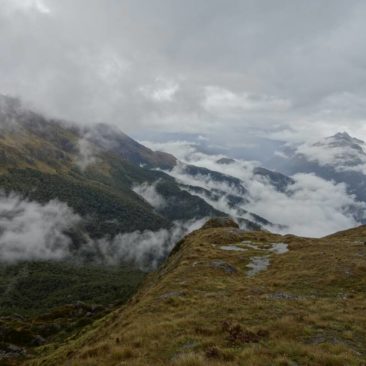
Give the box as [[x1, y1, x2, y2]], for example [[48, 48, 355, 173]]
[[1, 0, 366, 147], [0, 192, 205, 269], [0, 193, 79, 262], [294, 133, 366, 175], [144, 140, 365, 237]]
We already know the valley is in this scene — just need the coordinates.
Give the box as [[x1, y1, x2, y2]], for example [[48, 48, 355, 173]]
[[0, 97, 366, 365]]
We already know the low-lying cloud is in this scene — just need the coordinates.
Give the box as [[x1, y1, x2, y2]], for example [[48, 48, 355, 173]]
[[76, 135, 99, 171], [92, 218, 206, 270], [294, 134, 366, 175], [0, 193, 80, 262], [0, 192, 205, 270], [143, 140, 365, 237], [133, 181, 167, 210]]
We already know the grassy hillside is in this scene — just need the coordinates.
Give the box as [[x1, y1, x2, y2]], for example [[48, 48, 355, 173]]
[[0, 262, 145, 317], [0, 100, 222, 236], [0, 99, 224, 364], [29, 220, 366, 365], [0, 261, 145, 365]]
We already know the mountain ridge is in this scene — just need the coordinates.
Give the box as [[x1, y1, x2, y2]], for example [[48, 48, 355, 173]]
[[28, 219, 366, 365]]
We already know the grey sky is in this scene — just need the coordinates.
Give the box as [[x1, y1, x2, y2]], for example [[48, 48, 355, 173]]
[[1, 0, 366, 144]]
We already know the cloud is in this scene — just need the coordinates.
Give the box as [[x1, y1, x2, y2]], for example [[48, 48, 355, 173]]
[[0, 192, 80, 262], [1, 1, 366, 144], [0, 192, 205, 269], [139, 77, 180, 102], [246, 173, 364, 237], [2, 0, 50, 15], [294, 134, 366, 174], [133, 181, 167, 210], [145, 140, 365, 237], [75, 135, 99, 171], [202, 86, 291, 118], [93, 218, 206, 270]]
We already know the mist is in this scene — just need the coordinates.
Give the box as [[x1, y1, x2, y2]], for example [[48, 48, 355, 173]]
[[132, 181, 167, 210], [143, 140, 365, 237], [0, 192, 205, 270], [0, 192, 79, 262], [91, 218, 206, 270]]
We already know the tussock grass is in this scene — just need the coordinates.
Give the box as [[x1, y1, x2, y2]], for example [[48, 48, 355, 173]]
[[28, 225, 366, 365]]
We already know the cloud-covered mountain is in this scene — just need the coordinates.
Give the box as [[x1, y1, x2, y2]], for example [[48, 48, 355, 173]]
[[0, 95, 278, 268], [0, 95, 228, 266], [272, 132, 366, 207], [143, 139, 365, 237], [0, 95, 365, 268]]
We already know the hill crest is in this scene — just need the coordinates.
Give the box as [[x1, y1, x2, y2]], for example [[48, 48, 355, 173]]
[[30, 221, 366, 365]]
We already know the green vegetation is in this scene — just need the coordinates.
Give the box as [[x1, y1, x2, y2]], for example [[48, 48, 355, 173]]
[[0, 106, 225, 365], [0, 261, 145, 317], [0, 116, 221, 237], [29, 222, 366, 365], [0, 261, 145, 365], [0, 168, 169, 237]]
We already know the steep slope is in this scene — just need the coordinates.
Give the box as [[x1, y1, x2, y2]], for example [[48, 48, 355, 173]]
[[0, 95, 222, 238], [0, 96, 227, 364], [31, 220, 366, 365], [86, 123, 176, 170], [163, 161, 288, 230]]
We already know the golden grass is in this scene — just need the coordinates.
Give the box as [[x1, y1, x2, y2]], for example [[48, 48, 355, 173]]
[[27, 225, 366, 365]]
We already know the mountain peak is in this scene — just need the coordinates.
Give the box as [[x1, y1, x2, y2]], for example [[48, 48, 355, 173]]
[[327, 131, 365, 146], [333, 131, 352, 139]]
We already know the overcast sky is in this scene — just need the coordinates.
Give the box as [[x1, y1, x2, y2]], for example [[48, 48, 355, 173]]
[[1, 0, 366, 145]]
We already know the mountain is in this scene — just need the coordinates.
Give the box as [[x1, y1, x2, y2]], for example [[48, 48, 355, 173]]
[[253, 167, 294, 193], [28, 218, 366, 365], [0, 95, 225, 240], [272, 132, 366, 208], [0, 95, 275, 240], [0, 96, 231, 364], [86, 123, 177, 170], [158, 156, 294, 231], [1, 97, 366, 364]]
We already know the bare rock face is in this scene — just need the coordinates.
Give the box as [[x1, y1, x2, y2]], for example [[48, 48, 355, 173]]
[[201, 217, 239, 230]]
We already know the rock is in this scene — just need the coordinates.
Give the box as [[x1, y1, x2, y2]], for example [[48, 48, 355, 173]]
[[210, 260, 237, 274], [159, 291, 184, 300], [267, 292, 300, 300], [32, 335, 46, 346], [201, 217, 239, 230], [75, 301, 87, 308], [216, 157, 235, 165], [7, 344, 23, 353], [6, 344, 26, 356]]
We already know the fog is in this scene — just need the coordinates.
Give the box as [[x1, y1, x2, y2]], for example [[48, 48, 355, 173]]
[[143, 140, 365, 237], [0, 192, 205, 269]]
